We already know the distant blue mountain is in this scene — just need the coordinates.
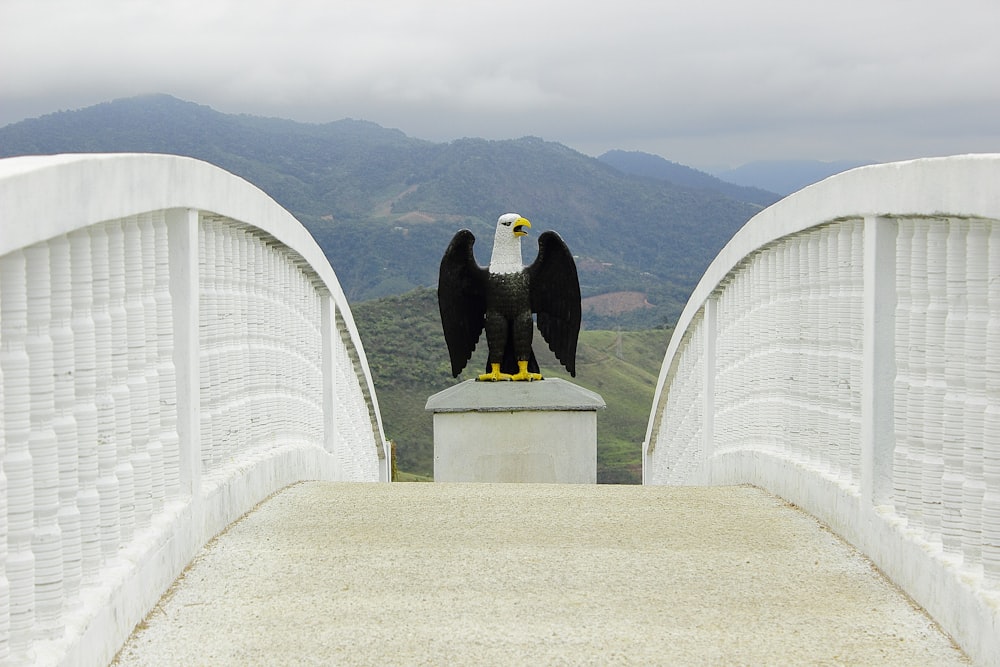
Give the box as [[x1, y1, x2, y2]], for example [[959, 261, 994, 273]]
[[713, 159, 874, 196], [598, 150, 781, 207]]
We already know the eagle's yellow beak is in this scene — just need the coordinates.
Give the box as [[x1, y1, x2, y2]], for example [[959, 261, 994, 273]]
[[513, 217, 531, 237]]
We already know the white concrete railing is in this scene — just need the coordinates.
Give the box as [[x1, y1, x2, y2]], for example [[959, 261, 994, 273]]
[[643, 154, 1000, 666], [0, 154, 389, 666]]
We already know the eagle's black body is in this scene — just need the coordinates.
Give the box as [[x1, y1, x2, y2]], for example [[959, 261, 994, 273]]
[[438, 227, 581, 378]]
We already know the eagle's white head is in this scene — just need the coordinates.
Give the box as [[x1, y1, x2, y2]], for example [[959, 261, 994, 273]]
[[488, 213, 531, 274]]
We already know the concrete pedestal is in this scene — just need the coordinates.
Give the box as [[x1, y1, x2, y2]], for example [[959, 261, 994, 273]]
[[425, 378, 605, 483]]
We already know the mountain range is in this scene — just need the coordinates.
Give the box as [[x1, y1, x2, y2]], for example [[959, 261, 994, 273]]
[[1, 94, 779, 329]]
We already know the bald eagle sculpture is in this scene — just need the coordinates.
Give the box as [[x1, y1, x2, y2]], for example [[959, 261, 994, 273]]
[[438, 213, 581, 382]]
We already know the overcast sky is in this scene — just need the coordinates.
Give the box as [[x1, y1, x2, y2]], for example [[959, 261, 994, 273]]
[[2, 0, 998, 169]]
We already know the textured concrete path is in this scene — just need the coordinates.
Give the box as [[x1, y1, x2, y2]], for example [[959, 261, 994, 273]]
[[114, 483, 968, 666]]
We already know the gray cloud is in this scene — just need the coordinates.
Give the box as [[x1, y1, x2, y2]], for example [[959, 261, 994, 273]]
[[2, 0, 998, 168]]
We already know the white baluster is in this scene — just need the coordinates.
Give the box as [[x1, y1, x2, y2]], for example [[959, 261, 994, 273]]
[[787, 236, 805, 459], [0, 346, 8, 663], [125, 218, 151, 530], [274, 243, 287, 442], [750, 259, 764, 452], [258, 240, 271, 442], [776, 240, 792, 456], [962, 220, 988, 569], [232, 227, 245, 450], [219, 225, 236, 462], [337, 315, 355, 475], [139, 214, 163, 515], [1, 250, 34, 657], [165, 207, 200, 497], [277, 259, 291, 441], [223, 225, 240, 445], [241, 229, 255, 452], [24, 241, 64, 638], [923, 221, 949, 542], [713, 286, 728, 451], [291, 266, 306, 442], [813, 229, 831, 473], [321, 294, 337, 457], [801, 233, 816, 466], [849, 221, 864, 484], [260, 242, 276, 447], [107, 221, 134, 544], [752, 264, 761, 447], [745, 265, 756, 452], [214, 223, 229, 464], [812, 228, 828, 472], [90, 224, 120, 560], [153, 215, 179, 500], [827, 225, 846, 482], [50, 235, 82, 604], [232, 228, 247, 455], [275, 257, 287, 442], [836, 223, 851, 482], [764, 245, 779, 453], [893, 222, 914, 519], [308, 277, 322, 443], [244, 236, 258, 449], [789, 235, 804, 462], [198, 222, 214, 474], [296, 263, 309, 442], [941, 220, 967, 556], [303, 283, 319, 445], [713, 286, 726, 451], [69, 229, 101, 580], [762, 249, 779, 452], [982, 222, 1000, 585], [209, 224, 226, 464], [907, 222, 929, 529], [799, 233, 815, 466], [824, 226, 841, 476]]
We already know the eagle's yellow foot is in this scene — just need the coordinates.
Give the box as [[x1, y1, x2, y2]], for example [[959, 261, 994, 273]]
[[478, 363, 512, 382], [509, 360, 543, 382]]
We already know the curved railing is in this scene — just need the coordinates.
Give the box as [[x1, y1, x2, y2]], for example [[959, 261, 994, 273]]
[[643, 154, 1000, 666], [0, 154, 389, 665]]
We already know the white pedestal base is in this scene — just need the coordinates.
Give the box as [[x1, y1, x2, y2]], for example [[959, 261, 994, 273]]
[[426, 378, 605, 483]]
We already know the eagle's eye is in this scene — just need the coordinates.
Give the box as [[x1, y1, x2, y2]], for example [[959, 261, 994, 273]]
[[501, 219, 513, 226]]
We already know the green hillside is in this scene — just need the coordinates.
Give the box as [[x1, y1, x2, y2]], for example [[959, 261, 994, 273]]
[[353, 289, 671, 483]]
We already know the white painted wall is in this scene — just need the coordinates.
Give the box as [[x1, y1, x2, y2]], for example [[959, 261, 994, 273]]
[[0, 154, 389, 666], [644, 154, 1000, 666]]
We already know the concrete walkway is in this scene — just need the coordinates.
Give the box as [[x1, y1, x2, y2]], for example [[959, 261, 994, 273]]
[[114, 483, 969, 666]]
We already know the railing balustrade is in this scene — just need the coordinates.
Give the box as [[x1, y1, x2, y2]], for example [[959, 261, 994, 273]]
[[644, 154, 1000, 666], [0, 154, 388, 666], [5, 150, 999, 665]]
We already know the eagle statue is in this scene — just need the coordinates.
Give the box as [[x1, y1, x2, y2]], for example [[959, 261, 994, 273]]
[[438, 213, 581, 382]]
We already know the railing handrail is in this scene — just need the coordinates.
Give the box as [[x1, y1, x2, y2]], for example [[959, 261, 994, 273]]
[[643, 153, 1000, 667], [0, 152, 387, 449], [0, 153, 389, 665], [645, 153, 1000, 450]]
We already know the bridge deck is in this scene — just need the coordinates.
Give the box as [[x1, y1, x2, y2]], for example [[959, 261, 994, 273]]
[[114, 482, 968, 665]]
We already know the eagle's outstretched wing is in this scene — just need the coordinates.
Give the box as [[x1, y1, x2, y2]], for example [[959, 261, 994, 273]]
[[527, 230, 581, 377], [438, 229, 489, 377]]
